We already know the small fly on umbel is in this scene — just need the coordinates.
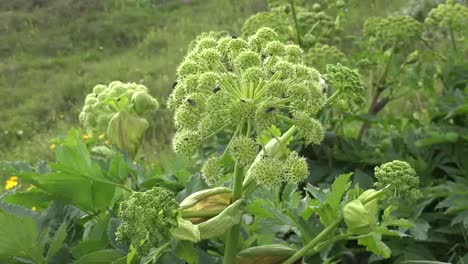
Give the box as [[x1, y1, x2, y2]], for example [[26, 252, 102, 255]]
[[212, 84, 221, 93]]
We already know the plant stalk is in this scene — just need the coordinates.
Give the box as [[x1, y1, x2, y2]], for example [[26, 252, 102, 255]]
[[223, 164, 244, 264], [282, 188, 387, 264], [289, 0, 303, 47]]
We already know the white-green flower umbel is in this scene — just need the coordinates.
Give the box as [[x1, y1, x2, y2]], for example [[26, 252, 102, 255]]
[[169, 27, 328, 187]]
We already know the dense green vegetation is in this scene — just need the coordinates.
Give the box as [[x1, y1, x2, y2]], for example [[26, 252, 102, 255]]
[[0, 0, 467, 263]]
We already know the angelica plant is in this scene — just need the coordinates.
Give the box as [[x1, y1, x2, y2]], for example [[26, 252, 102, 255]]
[[79, 81, 159, 158], [282, 160, 420, 264], [424, 0, 468, 51], [166, 26, 364, 264]]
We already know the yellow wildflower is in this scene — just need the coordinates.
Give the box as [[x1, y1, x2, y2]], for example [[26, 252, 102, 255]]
[[82, 134, 91, 140], [49, 143, 56, 150], [32, 207, 37, 212], [5, 176, 18, 190], [98, 133, 105, 140], [105, 140, 110, 144]]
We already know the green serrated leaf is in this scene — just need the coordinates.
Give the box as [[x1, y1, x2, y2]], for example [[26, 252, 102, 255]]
[[45, 222, 68, 263], [358, 233, 391, 258], [174, 241, 198, 264]]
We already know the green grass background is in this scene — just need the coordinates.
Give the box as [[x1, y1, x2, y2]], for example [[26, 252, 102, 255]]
[[0, 0, 413, 162], [0, 0, 266, 161]]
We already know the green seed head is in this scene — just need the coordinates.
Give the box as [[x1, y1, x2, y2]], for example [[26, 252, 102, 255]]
[[228, 136, 259, 167], [251, 156, 284, 189], [172, 130, 201, 156], [235, 51, 261, 70], [265, 40, 286, 56], [293, 111, 324, 145], [283, 152, 309, 184], [201, 156, 223, 186]]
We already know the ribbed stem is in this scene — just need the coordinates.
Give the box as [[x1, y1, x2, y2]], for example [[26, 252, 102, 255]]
[[181, 209, 224, 218], [223, 164, 244, 264]]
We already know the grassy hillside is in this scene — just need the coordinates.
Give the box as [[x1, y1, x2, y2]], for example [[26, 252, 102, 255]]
[[0, 0, 266, 161]]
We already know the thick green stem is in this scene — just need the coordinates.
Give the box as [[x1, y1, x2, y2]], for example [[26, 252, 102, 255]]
[[324, 90, 342, 107], [242, 125, 298, 196], [449, 26, 457, 51], [223, 164, 244, 264], [283, 219, 341, 264]]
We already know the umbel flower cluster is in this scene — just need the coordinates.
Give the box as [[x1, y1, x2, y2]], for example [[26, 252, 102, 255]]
[[79, 81, 159, 157], [306, 43, 347, 71], [79, 81, 159, 134], [242, 2, 340, 47], [116, 187, 178, 255], [425, 0, 468, 34], [363, 15, 422, 47], [324, 63, 365, 111], [168, 27, 332, 188], [374, 160, 421, 202]]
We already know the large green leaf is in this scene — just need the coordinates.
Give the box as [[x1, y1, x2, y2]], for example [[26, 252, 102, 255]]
[[0, 210, 44, 263], [357, 232, 391, 258], [14, 129, 126, 213], [74, 249, 124, 264]]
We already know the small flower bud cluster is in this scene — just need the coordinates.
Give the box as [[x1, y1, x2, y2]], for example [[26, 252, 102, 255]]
[[374, 160, 421, 201], [305, 43, 347, 71], [116, 187, 179, 255], [425, 0, 468, 34], [363, 16, 422, 47], [79, 81, 159, 134], [250, 151, 309, 189], [324, 63, 365, 111]]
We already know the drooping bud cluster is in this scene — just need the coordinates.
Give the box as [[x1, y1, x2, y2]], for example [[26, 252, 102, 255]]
[[116, 187, 179, 255], [79, 81, 159, 134], [374, 160, 421, 201], [305, 43, 347, 71], [169, 27, 326, 181], [425, 0, 468, 35], [324, 63, 365, 111], [250, 151, 308, 189], [363, 16, 422, 47]]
